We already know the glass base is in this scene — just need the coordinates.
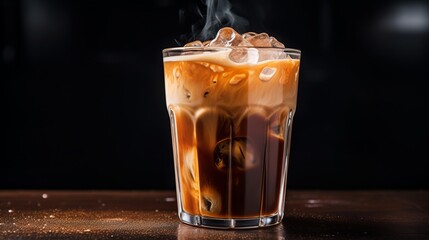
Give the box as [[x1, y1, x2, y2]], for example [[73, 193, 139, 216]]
[[179, 211, 283, 229]]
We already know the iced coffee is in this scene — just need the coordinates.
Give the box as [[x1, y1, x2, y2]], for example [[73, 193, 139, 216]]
[[163, 27, 301, 228]]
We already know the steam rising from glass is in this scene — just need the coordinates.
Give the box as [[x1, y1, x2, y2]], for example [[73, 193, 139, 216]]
[[179, 0, 249, 44]]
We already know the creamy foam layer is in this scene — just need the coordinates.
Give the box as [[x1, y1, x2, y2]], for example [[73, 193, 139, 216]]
[[163, 48, 300, 67], [164, 48, 232, 64], [164, 49, 300, 109]]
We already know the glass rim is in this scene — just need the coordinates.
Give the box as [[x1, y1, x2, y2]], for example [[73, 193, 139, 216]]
[[162, 46, 301, 54]]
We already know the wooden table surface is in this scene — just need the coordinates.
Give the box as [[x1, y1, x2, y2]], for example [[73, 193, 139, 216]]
[[0, 190, 428, 239]]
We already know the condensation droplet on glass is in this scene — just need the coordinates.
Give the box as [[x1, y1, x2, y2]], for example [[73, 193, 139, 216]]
[[259, 67, 277, 81]]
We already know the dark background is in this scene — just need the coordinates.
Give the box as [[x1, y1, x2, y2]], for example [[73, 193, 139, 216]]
[[2, 0, 428, 190]]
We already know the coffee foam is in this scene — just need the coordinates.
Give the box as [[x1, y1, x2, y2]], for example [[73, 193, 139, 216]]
[[164, 48, 233, 65], [163, 48, 299, 67]]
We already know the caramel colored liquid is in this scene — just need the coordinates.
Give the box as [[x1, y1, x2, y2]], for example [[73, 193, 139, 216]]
[[164, 54, 300, 218]]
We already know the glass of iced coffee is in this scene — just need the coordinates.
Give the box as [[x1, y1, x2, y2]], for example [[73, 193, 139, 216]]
[[163, 27, 301, 229]]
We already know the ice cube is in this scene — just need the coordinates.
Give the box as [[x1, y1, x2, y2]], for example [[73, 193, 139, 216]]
[[228, 48, 246, 63], [228, 47, 259, 63], [245, 34, 285, 48], [209, 64, 224, 72], [184, 40, 203, 47], [209, 27, 243, 47], [213, 137, 257, 171], [247, 33, 272, 47], [259, 67, 277, 81], [270, 37, 285, 48], [228, 73, 247, 85], [196, 108, 232, 153], [184, 28, 286, 50], [258, 48, 285, 62], [242, 32, 257, 40], [269, 109, 289, 138]]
